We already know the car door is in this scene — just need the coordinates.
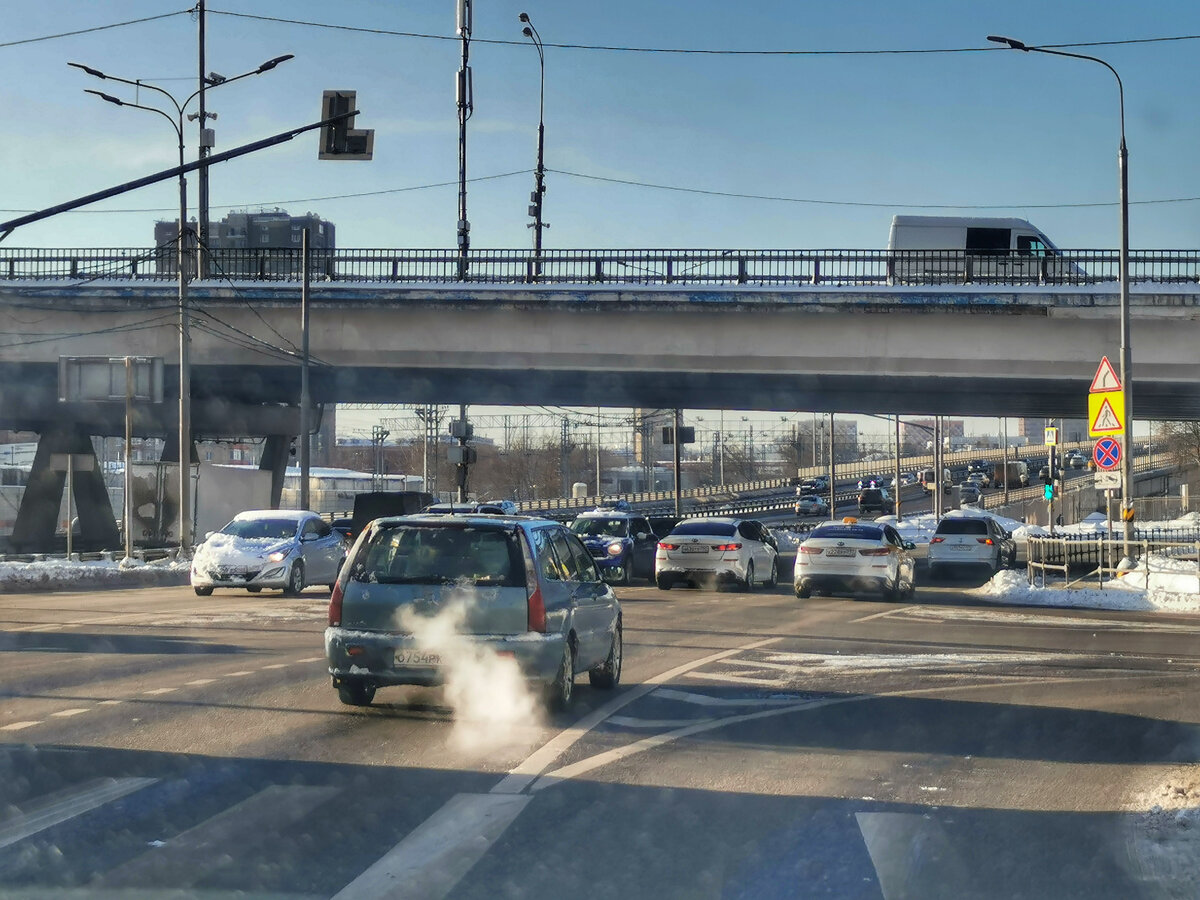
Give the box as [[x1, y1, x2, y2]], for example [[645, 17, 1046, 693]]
[[551, 529, 608, 667], [630, 517, 656, 577], [298, 517, 330, 583], [883, 524, 913, 589]]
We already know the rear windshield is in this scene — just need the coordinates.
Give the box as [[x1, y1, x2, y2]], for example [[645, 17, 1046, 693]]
[[350, 524, 525, 587], [669, 521, 736, 537], [936, 519, 989, 535], [810, 525, 883, 541]]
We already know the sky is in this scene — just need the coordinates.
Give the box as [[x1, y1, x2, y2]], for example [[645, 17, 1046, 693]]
[[0, 2, 1193, 443]]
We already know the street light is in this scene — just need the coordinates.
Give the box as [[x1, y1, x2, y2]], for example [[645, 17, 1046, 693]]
[[986, 35, 1133, 558], [70, 53, 293, 552], [519, 13, 547, 267]]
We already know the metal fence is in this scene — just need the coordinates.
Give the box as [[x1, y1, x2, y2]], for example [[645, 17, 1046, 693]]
[[3, 247, 1200, 286], [1027, 533, 1200, 590]]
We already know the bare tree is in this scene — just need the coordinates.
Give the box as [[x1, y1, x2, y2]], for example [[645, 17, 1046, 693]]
[[1157, 421, 1200, 474]]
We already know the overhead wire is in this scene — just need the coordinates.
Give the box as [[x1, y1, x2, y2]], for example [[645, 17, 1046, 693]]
[[0, 9, 191, 49]]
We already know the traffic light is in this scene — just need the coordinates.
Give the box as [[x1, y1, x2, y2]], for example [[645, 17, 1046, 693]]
[[318, 90, 374, 160]]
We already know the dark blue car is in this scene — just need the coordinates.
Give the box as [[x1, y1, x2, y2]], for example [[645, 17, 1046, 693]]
[[569, 508, 658, 585]]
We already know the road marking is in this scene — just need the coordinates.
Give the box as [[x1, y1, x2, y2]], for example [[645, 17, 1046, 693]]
[[0, 777, 157, 850], [332, 793, 531, 900], [98, 700, 123, 705], [690, 669, 791, 687], [260, 663, 289, 670], [653, 687, 799, 707], [296, 656, 325, 663], [50, 708, 90, 718], [1, 721, 40, 731], [608, 715, 717, 729], [184, 679, 215, 686], [142, 687, 177, 695], [223, 670, 254, 677], [850, 605, 916, 623], [491, 637, 781, 795]]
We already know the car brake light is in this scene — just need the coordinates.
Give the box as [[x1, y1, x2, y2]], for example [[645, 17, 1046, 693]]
[[930, 537, 945, 544], [713, 543, 742, 552], [858, 547, 891, 556], [658, 542, 679, 551], [328, 579, 344, 626], [799, 546, 824, 554], [977, 538, 994, 545], [527, 585, 546, 632]]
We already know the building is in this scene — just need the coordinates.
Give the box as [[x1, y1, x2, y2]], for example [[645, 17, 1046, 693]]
[[1017, 418, 1089, 444], [154, 209, 335, 277]]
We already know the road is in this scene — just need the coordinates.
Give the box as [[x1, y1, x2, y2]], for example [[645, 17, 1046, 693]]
[[3, 579, 1200, 898]]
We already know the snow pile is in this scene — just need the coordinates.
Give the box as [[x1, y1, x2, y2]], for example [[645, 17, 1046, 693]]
[[875, 508, 1044, 546], [1122, 774, 1200, 894], [974, 563, 1200, 613], [0, 555, 190, 593], [770, 528, 805, 551]]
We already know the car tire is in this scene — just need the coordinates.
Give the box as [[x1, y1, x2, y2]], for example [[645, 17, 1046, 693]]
[[547, 641, 575, 711], [764, 558, 778, 588], [246, 586, 262, 593], [795, 581, 812, 599], [886, 575, 902, 602], [337, 679, 375, 707], [656, 575, 673, 591], [193, 585, 213, 596], [283, 561, 304, 596], [620, 561, 633, 586], [589, 623, 622, 689], [741, 561, 755, 591]]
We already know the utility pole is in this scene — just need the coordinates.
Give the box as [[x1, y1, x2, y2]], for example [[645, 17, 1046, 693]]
[[894, 415, 902, 523], [672, 408, 683, 517], [1001, 416, 1009, 507], [560, 416, 570, 496], [828, 413, 836, 517], [299, 228, 311, 510], [455, 0, 473, 279], [452, 404, 472, 502], [595, 407, 601, 495], [196, 0, 211, 276], [934, 416, 943, 521]]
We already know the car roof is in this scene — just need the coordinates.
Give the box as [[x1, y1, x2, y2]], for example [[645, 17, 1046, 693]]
[[233, 509, 312, 521], [367, 513, 554, 530]]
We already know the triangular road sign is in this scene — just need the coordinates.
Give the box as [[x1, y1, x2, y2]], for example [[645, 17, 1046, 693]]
[[1090, 356, 1122, 393], [1090, 397, 1122, 434]]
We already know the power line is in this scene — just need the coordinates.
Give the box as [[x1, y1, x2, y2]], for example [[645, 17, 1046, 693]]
[[207, 11, 1200, 56], [0, 9, 191, 49]]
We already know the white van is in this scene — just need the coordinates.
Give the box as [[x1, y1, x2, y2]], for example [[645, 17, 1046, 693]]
[[887, 215, 1084, 284]]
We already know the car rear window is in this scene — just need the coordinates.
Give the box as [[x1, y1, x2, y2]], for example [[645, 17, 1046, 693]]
[[351, 524, 525, 587], [669, 521, 736, 537], [810, 525, 883, 541], [935, 519, 989, 535]]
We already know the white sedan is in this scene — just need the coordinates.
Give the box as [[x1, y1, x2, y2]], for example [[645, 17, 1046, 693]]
[[794, 521, 915, 601], [655, 517, 778, 590]]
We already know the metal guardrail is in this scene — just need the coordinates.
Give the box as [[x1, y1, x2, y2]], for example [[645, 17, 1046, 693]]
[[2, 247, 1200, 287], [1028, 535, 1200, 589]]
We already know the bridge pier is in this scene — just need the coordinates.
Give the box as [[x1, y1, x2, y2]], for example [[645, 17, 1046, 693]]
[[258, 434, 293, 509]]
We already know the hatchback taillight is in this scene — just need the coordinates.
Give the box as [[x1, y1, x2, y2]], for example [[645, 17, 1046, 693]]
[[328, 579, 344, 626], [658, 542, 679, 551], [799, 546, 824, 555], [930, 537, 945, 544], [527, 585, 546, 632], [713, 543, 742, 552], [977, 538, 994, 545], [858, 547, 891, 556]]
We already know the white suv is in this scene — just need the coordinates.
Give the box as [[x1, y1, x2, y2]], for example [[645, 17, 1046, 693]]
[[928, 516, 1016, 576]]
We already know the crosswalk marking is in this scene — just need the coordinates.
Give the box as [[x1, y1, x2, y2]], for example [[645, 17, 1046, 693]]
[[0, 777, 157, 850]]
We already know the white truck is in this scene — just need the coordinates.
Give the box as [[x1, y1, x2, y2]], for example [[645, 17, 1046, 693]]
[[888, 215, 1084, 283]]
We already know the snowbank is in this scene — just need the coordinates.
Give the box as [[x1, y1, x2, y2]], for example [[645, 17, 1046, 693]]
[[875, 508, 1046, 545], [0, 555, 191, 593], [974, 558, 1200, 613]]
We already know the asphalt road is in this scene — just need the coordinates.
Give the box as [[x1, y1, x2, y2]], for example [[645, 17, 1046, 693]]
[[3, 578, 1200, 899]]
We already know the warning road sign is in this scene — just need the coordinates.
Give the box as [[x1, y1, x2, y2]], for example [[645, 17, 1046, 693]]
[[1088, 391, 1125, 436], [1090, 356, 1122, 393], [1093, 437, 1121, 470]]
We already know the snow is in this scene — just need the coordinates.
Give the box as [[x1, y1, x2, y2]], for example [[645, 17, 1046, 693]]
[[974, 560, 1200, 613], [874, 508, 1046, 545], [0, 554, 190, 593]]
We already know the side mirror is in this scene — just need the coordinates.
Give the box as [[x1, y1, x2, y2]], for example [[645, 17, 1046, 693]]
[[636, 532, 650, 541], [904, 541, 916, 550], [301, 532, 319, 542]]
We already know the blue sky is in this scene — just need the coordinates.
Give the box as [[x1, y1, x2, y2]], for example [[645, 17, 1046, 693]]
[[1, 1, 1198, 250]]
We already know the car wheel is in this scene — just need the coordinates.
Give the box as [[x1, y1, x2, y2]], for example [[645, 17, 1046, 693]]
[[886, 575, 902, 602], [589, 623, 622, 689], [795, 581, 812, 599], [193, 586, 213, 596], [246, 586, 262, 593], [283, 561, 304, 596], [742, 561, 755, 591], [765, 558, 778, 588], [656, 575, 673, 591], [620, 561, 633, 586], [546, 640, 575, 711], [336, 679, 375, 707]]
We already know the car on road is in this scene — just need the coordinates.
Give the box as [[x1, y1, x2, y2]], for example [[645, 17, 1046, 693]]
[[325, 514, 621, 710], [568, 508, 658, 584], [800, 476, 829, 493], [191, 509, 346, 596], [928, 516, 1017, 576], [1067, 452, 1086, 469], [857, 487, 895, 515], [966, 471, 990, 489], [794, 494, 830, 517], [958, 483, 982, 506], [794, 521, 915, 601], [655, 517, 778, 591], [857, 474, 885, 489], [331, 517, 356, 544], [422, 500, 520, 515]]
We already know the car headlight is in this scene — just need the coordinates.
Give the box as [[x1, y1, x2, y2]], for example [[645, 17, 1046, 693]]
[[267, 549, 291, 563], [607, 542, 624, 557]]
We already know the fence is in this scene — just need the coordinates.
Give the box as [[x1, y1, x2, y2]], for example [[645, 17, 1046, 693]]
[[3, 247, 1200, 287], [1027, 531, 1200, 589]]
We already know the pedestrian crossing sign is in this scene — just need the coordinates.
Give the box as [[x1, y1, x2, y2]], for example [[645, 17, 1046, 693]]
[[1088, 392, 1124, 436]]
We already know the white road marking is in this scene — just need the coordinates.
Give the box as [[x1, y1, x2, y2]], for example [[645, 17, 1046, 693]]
[[142, 687, 177, 695], [98, 700, 123, 705], [491, 637, 781, 795], [608, 715, 717, 729], [653, 687, 799, 707], [184, 679, 215, 686], [260, 663, 289, 670], [1, 721, 40, 731], [850, 605, 917, 623], [296, 656, 325, 663], [50, 708, 90, 718], [0, 777, 157, 850], [690, 670, 792, 687], [223, 671, 253, 677], [332, 793, 531, 900]]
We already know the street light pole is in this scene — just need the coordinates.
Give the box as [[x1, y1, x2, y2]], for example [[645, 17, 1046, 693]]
[[519, 13, 546, 267], [987, 34, 1134, 559], [456, 0, 474, 280]]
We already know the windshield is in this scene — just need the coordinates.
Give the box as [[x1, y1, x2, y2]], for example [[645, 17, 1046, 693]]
[[935, 519, 989, 535], [221, 518, 299, 540], [570, 518, 629, 538]]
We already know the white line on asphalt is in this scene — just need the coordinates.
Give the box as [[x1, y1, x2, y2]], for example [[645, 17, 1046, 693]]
[[1, 721, 40, 731], [690, 670, 790, 686], [260, 663, 289, 670], [223, 671, 253, 677], [98, 700, 123, 705], [295, 656, 325, 663], [331, 793, 531, 900], [184, 679, 215, 686], [142, 687, 177, 695], [608, 715, 718, 729], [653, 687, 800, 707], [719, 658, 807, 672], [490, 637, 782, 796], [0, 777, 157, 851], [850, 605, 917, 623], [50, 708, 90, 718]]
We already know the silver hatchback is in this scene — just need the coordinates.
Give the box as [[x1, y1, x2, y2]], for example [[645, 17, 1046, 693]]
[[325, 515, 622, 709]]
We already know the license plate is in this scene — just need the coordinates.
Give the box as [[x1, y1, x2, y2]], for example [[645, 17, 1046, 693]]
[[952, 545, 972, 552], [217, 566, 248, 575], [395, 649, 442, 667], [681, 545, 708, 553], [825, 548, 855, 557]]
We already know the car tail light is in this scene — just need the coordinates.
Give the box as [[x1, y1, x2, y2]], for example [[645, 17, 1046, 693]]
[[858, 547, 891, 556], [799, 546, 824, 555], [930, 537, 945, 544], [328, 579, 344, 626], [713, 543, 742, 552], [658, 542, 679, 551], [527, 585, 546, 632], [977, 538, 994, 545]]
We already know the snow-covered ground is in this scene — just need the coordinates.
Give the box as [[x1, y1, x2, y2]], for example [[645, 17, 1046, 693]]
[[0, 555, 190, 593]]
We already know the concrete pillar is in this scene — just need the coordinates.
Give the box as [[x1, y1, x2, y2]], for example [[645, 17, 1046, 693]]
[[259, 434, 293, 508]]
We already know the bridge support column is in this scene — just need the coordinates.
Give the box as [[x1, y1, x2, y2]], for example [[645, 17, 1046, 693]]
[[259, 434, 293, 509], [10, 425, 119, 553]]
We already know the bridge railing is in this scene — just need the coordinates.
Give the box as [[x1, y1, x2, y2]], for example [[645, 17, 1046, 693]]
[[3, 248, 1200, 286]]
